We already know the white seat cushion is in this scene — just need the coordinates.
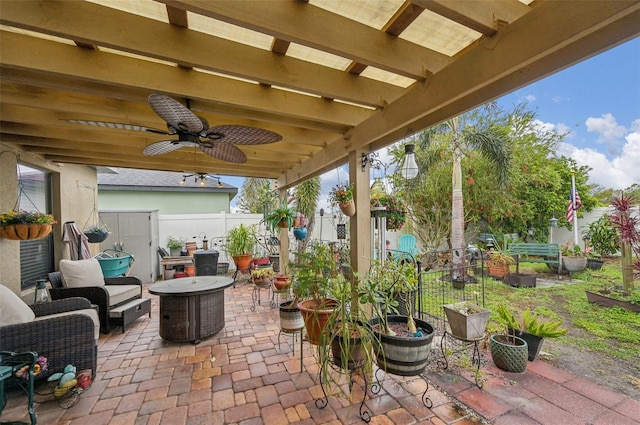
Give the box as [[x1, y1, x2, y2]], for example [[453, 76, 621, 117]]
[[106, 285, 141, 307], [33, 308, 100, 340], [0, 284, 35, 325], [60, 258, 106, 288]]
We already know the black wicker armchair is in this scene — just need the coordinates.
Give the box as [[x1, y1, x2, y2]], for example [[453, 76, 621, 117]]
[[0, 297, 98, 379], [47, 272, 143, 334]]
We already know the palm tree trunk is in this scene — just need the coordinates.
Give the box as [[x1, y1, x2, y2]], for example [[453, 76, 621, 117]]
[[451, 145, 467, 280]]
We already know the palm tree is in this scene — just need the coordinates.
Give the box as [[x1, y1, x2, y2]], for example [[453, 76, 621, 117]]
[[394, 105, 511, 280], [293, 177, 320, 253]]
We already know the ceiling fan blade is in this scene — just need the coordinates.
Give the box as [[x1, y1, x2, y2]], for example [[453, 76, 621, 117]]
[[205, 125, 282, 145], [143, 140, 185, 156], [200, 142, 247, 163], [148, 94, 203, 134], [62, 119, 168, 134]]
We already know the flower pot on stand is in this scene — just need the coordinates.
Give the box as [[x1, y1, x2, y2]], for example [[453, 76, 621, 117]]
[[233, 254, 253, 272], [490, 334, 528, 373], [297, 299, 338, 346], [443, 302, 491, 340], [339, 200, 356, 217], [279, 301, 304, 332], [369, 315, 435, 376]]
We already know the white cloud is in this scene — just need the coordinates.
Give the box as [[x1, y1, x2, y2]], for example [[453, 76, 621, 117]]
[[557, 132, 640, 191], [524, 94, 536, 103], [539, 113, 640, 190], [585, 113, 627, 155]]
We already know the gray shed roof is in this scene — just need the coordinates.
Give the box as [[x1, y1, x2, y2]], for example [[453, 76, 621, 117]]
[[98, 167, 238, 196]]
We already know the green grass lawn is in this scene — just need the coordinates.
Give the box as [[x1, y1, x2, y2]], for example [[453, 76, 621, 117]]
[[478, 260, 640, 363]]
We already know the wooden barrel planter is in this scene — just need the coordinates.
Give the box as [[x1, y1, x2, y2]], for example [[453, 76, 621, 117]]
[[370, 315, 435, 376]]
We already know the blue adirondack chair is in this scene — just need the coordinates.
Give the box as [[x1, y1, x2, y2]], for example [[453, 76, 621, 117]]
[[394, 234, 418, 261]]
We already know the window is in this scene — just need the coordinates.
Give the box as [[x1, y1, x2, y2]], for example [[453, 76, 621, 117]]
[[18, 164, 54, 290]]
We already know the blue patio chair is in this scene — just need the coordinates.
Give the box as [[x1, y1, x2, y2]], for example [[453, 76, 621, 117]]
[[394, 234, 418, 261]]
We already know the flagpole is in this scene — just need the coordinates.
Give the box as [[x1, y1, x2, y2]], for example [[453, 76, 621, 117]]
[[572, 172, 579, 245]]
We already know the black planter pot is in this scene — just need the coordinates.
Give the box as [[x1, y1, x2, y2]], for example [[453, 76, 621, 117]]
[[330, 321, 367, 371], [509, 329, 543, 361], [85, 230, 108, 243], [586, 258, 604, 270]]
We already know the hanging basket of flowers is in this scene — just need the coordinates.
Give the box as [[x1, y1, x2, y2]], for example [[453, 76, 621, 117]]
[[328, 183, 356, 217], [370, 195, 407, 231], [0, 210, 56, 240]]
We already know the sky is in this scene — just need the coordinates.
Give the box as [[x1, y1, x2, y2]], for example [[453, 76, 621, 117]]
[[227, 37, 640, 210]]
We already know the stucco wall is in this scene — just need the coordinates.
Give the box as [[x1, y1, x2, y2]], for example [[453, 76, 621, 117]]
[[0, 144, 97, 296]]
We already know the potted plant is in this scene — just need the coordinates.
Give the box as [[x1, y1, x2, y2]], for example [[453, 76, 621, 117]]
[[495, 305, 567, 361], [370, 194, 408, 231], [582, 215, 619, 270], [264, 199, 296, 233], [225, 224, 258, 272], [84, 224, 109, 244], [0, 209, 56, 240], [166, 235, 185, 257], [561, 241, 587, 273], [288, 243, 337, 345], [443, 301, 491, 341], [293, 212, 308, 240], [486, 249, 514, 278], [325, 273, 377, 373], [328, 183, 356, 217], [489, 331, 528, 373], [363, 259, 435, 376], [251, 266, 275, 285]]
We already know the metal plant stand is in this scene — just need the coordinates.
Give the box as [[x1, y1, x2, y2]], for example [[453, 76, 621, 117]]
[[251, 280, 271, 311], [438, 330, 484, 388], [314, 356, 373, 423], [370, 369, 433, 409]]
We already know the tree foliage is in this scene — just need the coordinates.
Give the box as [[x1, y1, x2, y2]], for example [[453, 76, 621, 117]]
[[390, 103, 598, 249]]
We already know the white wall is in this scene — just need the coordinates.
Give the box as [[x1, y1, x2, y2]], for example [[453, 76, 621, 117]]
[[157, 212, 404, 265]]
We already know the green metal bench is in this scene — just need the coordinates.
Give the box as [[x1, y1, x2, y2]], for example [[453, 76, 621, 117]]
[[507, 243, 562, 276]]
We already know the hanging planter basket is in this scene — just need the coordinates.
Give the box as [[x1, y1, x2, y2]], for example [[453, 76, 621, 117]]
[[339, 200, 356, 217], [0, 223, 52, 240], [84, 230, 109, 243]]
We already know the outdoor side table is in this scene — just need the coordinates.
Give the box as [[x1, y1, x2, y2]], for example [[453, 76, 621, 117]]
[[148, 276, 233, 344], [0, 351, 37, 425]]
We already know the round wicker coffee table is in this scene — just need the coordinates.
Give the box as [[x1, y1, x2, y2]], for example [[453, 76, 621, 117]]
[[149, 276, 233, 343]]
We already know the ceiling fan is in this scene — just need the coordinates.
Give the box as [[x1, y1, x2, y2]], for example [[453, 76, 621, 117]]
[[63, 94, 282, 163]]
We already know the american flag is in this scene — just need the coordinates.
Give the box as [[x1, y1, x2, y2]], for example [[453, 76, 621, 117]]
[[566, 190, 582, 223]]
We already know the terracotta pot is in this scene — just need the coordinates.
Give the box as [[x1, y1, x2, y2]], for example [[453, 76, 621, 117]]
[[339, 200, 356, 217], [233, 254, 253, 271], [273, 275, 291, 290], [487, 264, 509, 278], [297, 298, 338, 346], [277, 219, 289, 228], [0, 223, 52, 240]]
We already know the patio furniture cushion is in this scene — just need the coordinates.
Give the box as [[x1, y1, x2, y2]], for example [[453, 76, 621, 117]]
[[105, 285, 142, 307], [0, 284, 35, 325], [59, 258, 106, 288], [33, 308, 100, 340]]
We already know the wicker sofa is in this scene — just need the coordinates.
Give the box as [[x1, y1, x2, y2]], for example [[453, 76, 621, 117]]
[[48, 270, 143, 334], [0, 296, 98, 380]]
